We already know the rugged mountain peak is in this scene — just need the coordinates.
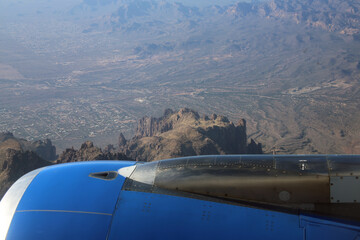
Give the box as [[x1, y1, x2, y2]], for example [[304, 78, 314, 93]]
[[135, 108, 236, 139], [248, 139, 263, 154], [57, 141, 130, 163], [0, 132, 15, 143], [0, 132, 57, 161], [118, 132, 127, 147], [135, 108, 194, 138], [81, 141, 94, 149], [163, 108, 174, 117], [120, 109, 262, 161], [237, 119, 246, 127], [31, 139, 57, 161], [0, 135, 52, 199], [178, 107, 200, 119]]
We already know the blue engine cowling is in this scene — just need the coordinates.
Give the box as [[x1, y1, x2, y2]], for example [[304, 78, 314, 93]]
[[0, 161, 134, 240], [2, 155, 360, 240]]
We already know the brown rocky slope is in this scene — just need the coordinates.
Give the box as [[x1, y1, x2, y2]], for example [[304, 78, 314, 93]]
[[118, 108, 262, 161], [0, 134, 52, 198], [0, 132, 57, 161], [57, 141, 130, 163]]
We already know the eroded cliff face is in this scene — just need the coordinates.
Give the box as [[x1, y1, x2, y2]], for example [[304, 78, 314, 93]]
[[57, 141, 130, 163], [0, 132, 57, 161], [118, 108, 262, 161], [0, 135, 52, 199]]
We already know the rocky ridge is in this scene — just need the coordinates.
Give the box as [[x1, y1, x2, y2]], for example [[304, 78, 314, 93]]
[[229, 0, 360, 36], [0, 109, 262, 198], [57, 141, 130, 163], [0, 133, 53, 198], [0, 132, 57, 161], [118, 108, 262, 161], [96, 0, 360, 36]]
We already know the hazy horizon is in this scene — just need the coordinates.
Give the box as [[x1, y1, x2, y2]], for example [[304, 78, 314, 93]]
[[0, 0, 359, 154]]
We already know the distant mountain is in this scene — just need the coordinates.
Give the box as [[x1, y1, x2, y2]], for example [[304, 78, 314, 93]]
[[1, 0, 359, 155], [229, 0, 360, 35], [118, 108, 262, 161], [79, 0, 203, 34], [82, 0, 116, 6], [79, 0, 360, 36]]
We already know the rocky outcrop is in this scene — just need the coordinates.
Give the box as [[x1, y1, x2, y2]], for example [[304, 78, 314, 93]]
[[0, 132, 15, 143], [118, 108, 262, 161], [135, 108, 176, 138], [0, 135, 52, 199], [57, 141, 130, 163], [118, 133, 127, 148], [0, 132, 57, 161], [30, 139, 57, 161], [247, 139, 263, 154], [0, 134, 130, 199]]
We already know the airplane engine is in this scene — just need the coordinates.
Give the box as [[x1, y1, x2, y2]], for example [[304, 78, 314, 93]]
[[0, 161, 135, 240], [1, 155, 360, 240]]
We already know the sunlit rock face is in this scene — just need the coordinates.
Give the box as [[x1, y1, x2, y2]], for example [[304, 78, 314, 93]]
[[118, 108, 262, 162]]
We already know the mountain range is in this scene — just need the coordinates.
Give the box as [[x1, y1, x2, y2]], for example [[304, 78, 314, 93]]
[[0, 0, 359, 155], [118, 108, 262, 161], [70, 0, 360, 37], [0, 109, 262, 198]]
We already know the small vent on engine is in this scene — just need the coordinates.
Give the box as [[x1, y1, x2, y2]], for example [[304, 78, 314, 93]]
[[89, 171, 118, 180]]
